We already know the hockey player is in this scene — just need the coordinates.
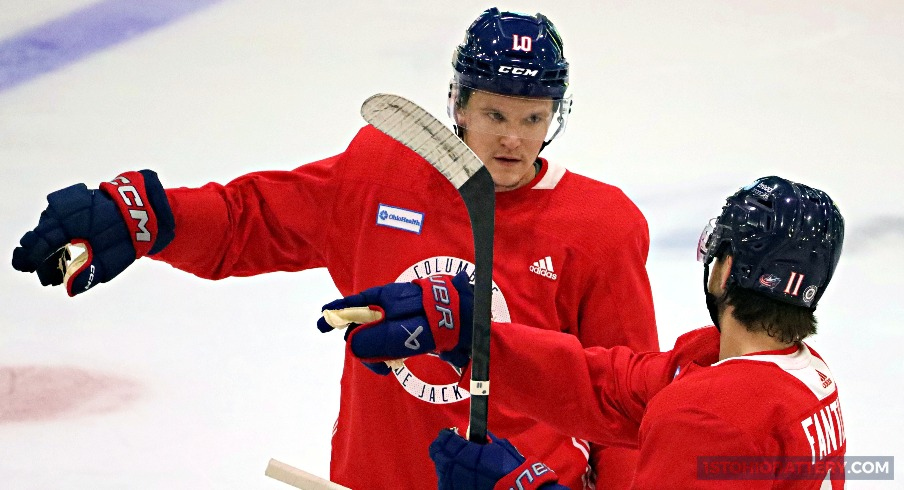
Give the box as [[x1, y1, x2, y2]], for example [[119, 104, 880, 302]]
[[322, 176, 846, 489], [11, 8, 657, 490]]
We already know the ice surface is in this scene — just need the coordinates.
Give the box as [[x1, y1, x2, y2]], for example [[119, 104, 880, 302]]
[[1, 1, 901, 488]]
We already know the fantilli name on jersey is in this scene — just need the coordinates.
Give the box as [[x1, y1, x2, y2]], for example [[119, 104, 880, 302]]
[[802, 399, 845, 464]]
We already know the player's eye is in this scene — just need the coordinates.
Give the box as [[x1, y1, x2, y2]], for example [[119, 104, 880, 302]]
[[525, 113, 548, 125]]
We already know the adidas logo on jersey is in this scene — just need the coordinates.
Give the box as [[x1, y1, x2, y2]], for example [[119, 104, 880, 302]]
[[529, 256, 557, 280], [816, 370, 833, 389]]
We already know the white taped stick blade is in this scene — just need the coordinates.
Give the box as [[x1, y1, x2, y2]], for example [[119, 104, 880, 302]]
[[360, 94, 484, 190]]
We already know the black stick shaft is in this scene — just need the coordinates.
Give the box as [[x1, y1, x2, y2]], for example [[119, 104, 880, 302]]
[[459, 167, 495, 443]]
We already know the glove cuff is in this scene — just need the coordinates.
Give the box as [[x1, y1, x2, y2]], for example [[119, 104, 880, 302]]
[[98, 170, 174, 258], [415, 274, 461, 353], [140, 170, 175, 255], [493, 460, 560, 490]]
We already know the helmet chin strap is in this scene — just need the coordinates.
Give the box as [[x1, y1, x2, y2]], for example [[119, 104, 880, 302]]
[[538, 107, 567, 154], [539, 139, 551, 154]]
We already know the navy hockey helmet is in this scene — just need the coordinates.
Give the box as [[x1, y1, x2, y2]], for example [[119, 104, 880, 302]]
[[449, 8, 572, 144], [697, 176, 844, 308], [452, 8, 569, 99]]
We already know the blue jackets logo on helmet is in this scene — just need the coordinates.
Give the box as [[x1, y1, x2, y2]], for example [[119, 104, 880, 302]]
[[758, 274, 781, 289]]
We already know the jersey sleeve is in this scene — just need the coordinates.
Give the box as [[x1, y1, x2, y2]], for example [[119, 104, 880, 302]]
[[483, 323, 674, 448], [150, 154, 342, 279], [480, 325, 720, 447]]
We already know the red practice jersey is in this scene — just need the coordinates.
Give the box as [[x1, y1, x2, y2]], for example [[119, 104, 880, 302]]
[[152, 125, 658, 489], [485, 325, 846, 489]]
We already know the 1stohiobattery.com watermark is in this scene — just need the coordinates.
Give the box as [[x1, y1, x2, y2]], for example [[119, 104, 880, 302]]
[[697, 456, 894, 481]]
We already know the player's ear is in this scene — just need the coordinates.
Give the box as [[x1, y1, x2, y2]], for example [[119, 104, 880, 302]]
[[719, 255, 733, 290], [708, 254, 733, 295]]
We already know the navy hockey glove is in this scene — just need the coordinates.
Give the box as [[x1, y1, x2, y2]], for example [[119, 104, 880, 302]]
[[12, 170, 175, 296], [317, 271, 474, 375], [429, 428, 566, 490]]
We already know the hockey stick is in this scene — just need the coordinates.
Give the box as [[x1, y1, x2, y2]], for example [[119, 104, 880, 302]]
[[360, 93, 495, 443], [265, 458, 350, 490]]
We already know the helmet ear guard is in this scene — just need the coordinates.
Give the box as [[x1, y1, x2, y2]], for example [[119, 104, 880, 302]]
[[698, 176, 844, 309]]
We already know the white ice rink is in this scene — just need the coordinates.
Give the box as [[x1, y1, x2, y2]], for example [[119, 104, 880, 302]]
[[1, 1, 902, 488]]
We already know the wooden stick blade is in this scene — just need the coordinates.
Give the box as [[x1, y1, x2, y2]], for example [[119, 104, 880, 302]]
[[265, 459, 350, 490]]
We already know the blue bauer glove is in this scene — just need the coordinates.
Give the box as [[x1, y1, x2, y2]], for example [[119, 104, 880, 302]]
[[429, 428, 566, 490], [12, 170, 175, 296], [317, 271, 474, 375]]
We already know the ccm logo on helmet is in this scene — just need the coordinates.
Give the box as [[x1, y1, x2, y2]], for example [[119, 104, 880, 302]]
[[499, 65, 539, 77]]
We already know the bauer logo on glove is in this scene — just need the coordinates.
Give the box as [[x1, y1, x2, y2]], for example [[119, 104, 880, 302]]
[[317, 271, 474, 375]]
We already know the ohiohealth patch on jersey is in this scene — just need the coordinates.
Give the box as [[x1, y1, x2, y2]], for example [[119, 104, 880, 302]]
[[376, 203, 424, 234]]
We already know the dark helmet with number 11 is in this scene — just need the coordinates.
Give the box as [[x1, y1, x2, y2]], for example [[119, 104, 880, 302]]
[[697, 176, 844, 309]]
